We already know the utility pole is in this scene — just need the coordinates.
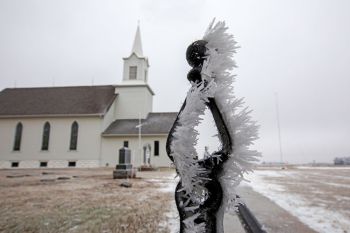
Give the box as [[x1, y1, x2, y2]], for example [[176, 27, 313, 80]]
[[274, 92, 284, 165]]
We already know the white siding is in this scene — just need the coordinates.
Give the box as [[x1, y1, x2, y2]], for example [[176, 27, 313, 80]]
[[101, 135, 171, 168], [0, 117, 171, 169], [102, 100, 117, 131], [0, 160, 99, 169], [114, 86, 153, 119], [0, 117, 103, 168], [123, 54, 148, 82]]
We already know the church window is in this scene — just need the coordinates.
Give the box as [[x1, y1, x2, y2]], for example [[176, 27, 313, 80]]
[[40, 161, 48, 167], [13, 122, 23, 151], [68, 161, 76, 167], [129, 66, 137, 80], [69, 121, 78, 150], [123, 141, 129, 148], [11, 162, 19, 167], [41, 122, 50, 151], [154, 140, 159, 156]]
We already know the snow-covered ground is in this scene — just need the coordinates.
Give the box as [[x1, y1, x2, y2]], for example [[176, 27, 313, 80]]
[[151, 173, 180, 233], [243, 167, 350, 233]]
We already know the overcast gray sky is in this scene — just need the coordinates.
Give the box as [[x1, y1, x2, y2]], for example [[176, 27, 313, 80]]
[[1, 0, 350, 164]]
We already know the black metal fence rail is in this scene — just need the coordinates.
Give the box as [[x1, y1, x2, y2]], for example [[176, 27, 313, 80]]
[[237, 201, 267, 233]]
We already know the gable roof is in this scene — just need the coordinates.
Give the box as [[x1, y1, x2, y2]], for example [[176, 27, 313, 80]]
[[0, 85, 117, 117], [102, 112, 178, 136]]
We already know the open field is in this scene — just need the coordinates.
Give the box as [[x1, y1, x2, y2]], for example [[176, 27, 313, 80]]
[[244, 166, 350, 233], [0, 168, 177, 233], [1, 166, 349, 233]]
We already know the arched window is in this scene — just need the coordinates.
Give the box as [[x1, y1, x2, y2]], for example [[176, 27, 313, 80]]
[[69, 121, 78, 150], [41, 122, 50, 151], [13, 122, 23, 151]]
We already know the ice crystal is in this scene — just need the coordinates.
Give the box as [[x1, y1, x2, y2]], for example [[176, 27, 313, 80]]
[[170, 19, 260, 232]]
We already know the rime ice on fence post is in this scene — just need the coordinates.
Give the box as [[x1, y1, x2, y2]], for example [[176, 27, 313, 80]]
[[166, 19, 260, 233]]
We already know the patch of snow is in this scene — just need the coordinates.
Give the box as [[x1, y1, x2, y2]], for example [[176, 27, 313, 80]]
[[166, 199, 180, 233], [296, 166, 350, 170], [335, 195, 350, 201], [312, 172, 350, 181], [319, 181, 350, 189], [156, 175, 179, 193], [155, 174, 180, 233], [244, 171, 350, 233]]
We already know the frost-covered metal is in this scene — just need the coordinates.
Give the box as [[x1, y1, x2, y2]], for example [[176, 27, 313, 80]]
[[166, 19, 260, 233]]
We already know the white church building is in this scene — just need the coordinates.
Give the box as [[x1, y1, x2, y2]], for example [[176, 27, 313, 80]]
[[0, 26, 177, 169]]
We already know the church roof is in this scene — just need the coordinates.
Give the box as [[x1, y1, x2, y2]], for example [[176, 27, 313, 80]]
[[0, 85, 117, 117], [102, 112, 178, 136]]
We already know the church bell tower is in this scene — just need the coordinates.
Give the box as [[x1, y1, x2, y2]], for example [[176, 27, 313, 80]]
[[122, 25, 150, 83], [115, 24, 154, 120]]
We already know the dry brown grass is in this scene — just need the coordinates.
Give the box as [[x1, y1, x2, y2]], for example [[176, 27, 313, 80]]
[[0, 168, 176, 233]]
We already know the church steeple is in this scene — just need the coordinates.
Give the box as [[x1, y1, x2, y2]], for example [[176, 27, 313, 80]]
[[116, 24, 154, 120], [131, 25, 143, 57], [122, 24, 149, 83]]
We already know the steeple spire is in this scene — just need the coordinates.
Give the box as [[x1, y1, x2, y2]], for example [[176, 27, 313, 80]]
[[122, 23, 149, 84], [131, 23, 143, 57]]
